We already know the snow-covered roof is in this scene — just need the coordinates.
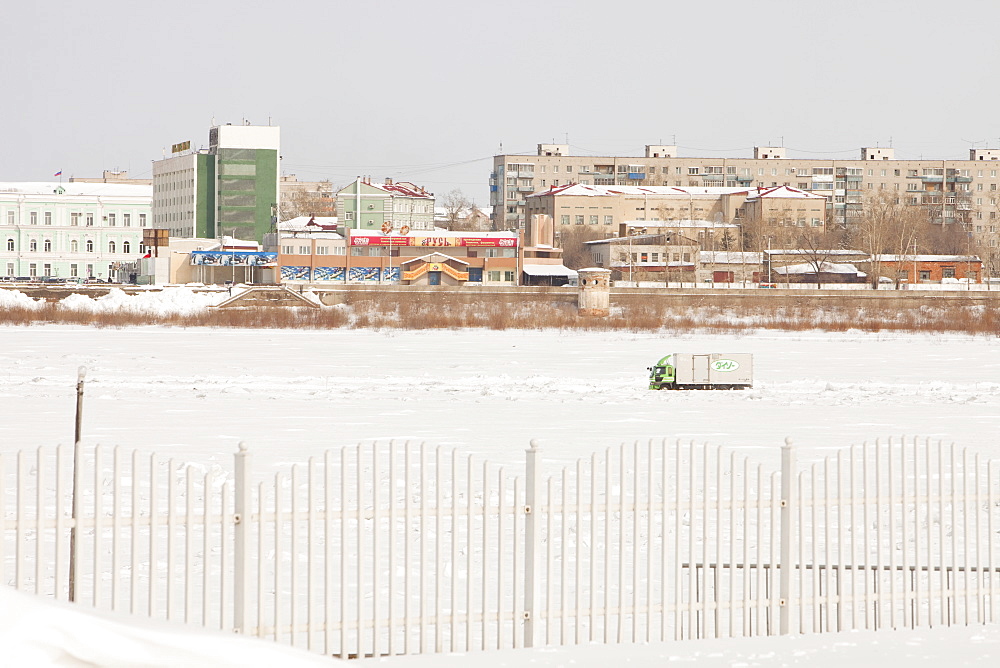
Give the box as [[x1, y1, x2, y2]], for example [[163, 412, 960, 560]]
[[400, 253, 470, 265], [0, 182, 152, 198], [279, 231, 343, 240], [351, 230, 517, 240], [624, 219, 740, 229], [583, 233, 698, 245], [522, 264, 577, 277], [873, 254, 981, 262], [745, 185, 828, 200], [700, 251, 763, 264], [220, 236, 259, 250], [363, 181, 433, 198], [766, 249, 866, 256], [527, 184, 753, 198], [278, 216, 338, 231], [774, 262, 865, 275]]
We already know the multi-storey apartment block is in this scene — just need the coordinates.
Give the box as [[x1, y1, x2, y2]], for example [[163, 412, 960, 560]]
[[335, 178, 435, 232], [152, 124, 280, 242], [492, 144, 1000, 236], [0, 182, 151, 280], [524, 183, 828, 242]]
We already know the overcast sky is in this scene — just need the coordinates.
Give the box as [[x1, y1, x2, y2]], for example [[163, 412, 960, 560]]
[[3, 0, 999, 205]]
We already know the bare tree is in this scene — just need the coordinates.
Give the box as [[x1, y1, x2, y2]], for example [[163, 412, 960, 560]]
[[279, 181, 336, 221], [440, 189, 479, 230], [854, 190, 925, 288], [792, 227, 847, 289], [559, 226, 607, 269]]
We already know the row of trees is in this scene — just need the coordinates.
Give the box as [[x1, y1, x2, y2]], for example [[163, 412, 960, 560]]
[[738, 190, 997, 287]]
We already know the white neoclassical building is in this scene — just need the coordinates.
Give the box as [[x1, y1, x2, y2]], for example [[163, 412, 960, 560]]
[[0, 182, 152, 280]]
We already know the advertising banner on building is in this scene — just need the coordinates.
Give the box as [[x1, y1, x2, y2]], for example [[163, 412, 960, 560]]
[[190, 251, 277, 266], [350, 234, 517, 248]]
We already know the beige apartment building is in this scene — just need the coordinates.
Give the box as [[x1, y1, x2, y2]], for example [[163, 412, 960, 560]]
[[524, 183, 828, 248], [739, 186, 829, 231], [524, 183, 747, 230], [493, 144, 1000, 239]]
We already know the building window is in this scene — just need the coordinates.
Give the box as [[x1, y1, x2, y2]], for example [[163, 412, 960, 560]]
[[6, 211, 13, 225], [29, 240, 37, 251], [43, 239, 51, 251], [604, 215, 613, 225], [70, 264, 78, 277], [86, 264, 94, 277], [123, 213, 131, 227], [6, 262, 13, 275], [30, 212, 37, 225], [139, 213, 147, 227], [589, 215, 598, 225], [123, 241, 131, 253], [560, 215, 570, 225], [71, 240, 78, 252], [575, 215, 584, 225], [108, 241, 116, 253], [6, 238, 13, 251], [43, 263, 51, 276], [86, 240, 94, 252], [942, 267, 956, 278], [44, 212, 52, 225], [29, 263, 37, 277], [298, 246, 310, 254], [108, 213, 116, 227], [86, 214, 94, 227]]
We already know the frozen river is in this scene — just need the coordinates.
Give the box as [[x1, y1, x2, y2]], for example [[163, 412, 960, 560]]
[[2, 325, 999, 473]]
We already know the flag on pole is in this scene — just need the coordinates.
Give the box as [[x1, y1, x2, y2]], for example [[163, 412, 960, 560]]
[[54, 170, 62, 177]]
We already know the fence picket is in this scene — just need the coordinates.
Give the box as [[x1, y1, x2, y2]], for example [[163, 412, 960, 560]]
[[4, 436, 1000, 659]]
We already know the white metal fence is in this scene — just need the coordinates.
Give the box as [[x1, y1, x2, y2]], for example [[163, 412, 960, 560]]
[[3, 437, 1000, 658]]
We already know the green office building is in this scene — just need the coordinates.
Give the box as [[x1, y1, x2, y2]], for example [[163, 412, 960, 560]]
[[152, 124, 279, 242]]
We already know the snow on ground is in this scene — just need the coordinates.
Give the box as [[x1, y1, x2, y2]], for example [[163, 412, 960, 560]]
[[3, 287, 1000, 665], [6, 582, 1000, 668], [56, 286, 227, 315], [0, 586, 336, 667], [357, 624, 1000, 667], [1, 324, 999, 475]]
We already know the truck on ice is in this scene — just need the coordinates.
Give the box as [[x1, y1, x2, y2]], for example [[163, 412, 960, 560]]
[[648, 353, 753, 390]]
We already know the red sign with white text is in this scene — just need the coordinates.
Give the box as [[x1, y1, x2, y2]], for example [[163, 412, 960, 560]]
[[350, 234, 518, 248]]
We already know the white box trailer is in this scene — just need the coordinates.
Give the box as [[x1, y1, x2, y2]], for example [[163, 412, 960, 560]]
[[648, 353, 753, 390]]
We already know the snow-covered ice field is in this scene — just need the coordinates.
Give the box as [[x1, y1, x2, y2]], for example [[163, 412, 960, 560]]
[[2, 325, 999, 473], [4, 318, 1000, 666]]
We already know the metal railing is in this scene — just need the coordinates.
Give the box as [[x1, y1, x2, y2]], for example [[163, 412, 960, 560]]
[[3, 437, 1000, 658]]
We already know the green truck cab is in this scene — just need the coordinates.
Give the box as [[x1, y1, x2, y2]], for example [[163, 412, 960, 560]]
[[647, 355, 676, 390]]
